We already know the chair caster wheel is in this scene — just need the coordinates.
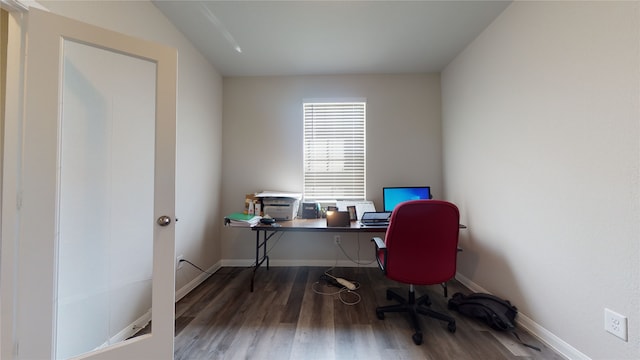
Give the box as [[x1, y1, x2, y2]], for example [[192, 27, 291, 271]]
[[448, 322, 456, 333], [376, 310, 385, 320], [412, 333, 423, 345]]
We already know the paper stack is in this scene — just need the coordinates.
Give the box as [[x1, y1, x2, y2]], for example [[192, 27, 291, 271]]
[[225, 212, 261, 227]]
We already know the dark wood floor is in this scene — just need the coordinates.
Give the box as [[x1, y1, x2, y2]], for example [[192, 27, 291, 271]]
[[173, 266, 566, 360]]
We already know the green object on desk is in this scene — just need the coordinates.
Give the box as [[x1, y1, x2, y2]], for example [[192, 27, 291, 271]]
[[226, 212, 256, 221], [225, 212, 261, 227]]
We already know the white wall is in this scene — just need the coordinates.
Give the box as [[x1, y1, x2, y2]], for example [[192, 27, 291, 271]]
[[442, 2, 639, 359], [221, 74, 442, 265]]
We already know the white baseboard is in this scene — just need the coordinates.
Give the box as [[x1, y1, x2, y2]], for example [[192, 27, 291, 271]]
[[221, 258, 378, 268], [455, 272, 589, 360], [97, 310, 152, 351], [175, 261, 222, 302]]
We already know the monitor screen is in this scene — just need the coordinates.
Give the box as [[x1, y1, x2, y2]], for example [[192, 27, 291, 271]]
[[383, 186, 431, 212]]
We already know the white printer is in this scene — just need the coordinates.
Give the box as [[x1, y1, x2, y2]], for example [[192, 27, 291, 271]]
[[256, 191, 302, 220]]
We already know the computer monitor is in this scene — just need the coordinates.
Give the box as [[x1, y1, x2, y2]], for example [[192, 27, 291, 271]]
[[383, 186, 432, 212]]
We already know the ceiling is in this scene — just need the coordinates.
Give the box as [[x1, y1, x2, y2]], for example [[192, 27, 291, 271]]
[[153, 1, 511, 77]]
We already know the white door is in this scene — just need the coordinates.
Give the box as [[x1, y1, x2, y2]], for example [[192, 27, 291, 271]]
[[16, 8, 176, 360]]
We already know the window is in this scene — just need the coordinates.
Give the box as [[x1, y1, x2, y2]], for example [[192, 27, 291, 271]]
[[303, 101, 366, 201]]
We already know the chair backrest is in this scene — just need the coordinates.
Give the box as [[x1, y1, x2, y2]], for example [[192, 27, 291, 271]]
[[383, 200, 460, 285]]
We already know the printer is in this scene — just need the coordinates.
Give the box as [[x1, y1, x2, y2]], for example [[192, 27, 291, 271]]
[[256, 191, 302, 220]]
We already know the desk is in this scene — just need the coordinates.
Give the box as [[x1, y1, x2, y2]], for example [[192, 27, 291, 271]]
[[249, 219, 387, 291]]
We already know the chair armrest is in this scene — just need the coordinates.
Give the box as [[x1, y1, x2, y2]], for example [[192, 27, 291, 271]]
[[371, 236, 387, 273], [372, 236, 386, 250]]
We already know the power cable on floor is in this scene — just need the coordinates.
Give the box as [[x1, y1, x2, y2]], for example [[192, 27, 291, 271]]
[[312, 267, 361, 305]]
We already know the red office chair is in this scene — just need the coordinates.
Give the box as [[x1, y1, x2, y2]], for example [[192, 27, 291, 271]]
[[372, 200, 459, 345]]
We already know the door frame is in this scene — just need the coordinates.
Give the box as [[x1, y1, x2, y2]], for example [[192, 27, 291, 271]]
[[1, 2, 29, 359]]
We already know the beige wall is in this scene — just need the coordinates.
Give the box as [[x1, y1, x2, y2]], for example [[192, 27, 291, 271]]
[[1, 9, 6, 232], [442, 2, 639, 359], [221, 74, 442, 265]]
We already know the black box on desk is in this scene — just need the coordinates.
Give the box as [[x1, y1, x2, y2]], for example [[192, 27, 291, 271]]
[[301, 202, 321, 219], [326, 211, 351, 227]]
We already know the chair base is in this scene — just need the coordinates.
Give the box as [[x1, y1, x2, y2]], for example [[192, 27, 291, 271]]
[[376, 287, 456, 345]]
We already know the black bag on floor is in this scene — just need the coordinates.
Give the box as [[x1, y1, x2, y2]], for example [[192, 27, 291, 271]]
[[448, 292, 540, 351]]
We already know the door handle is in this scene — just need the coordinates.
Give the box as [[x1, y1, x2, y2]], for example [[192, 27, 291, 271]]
[[157, 215, 172, 226]]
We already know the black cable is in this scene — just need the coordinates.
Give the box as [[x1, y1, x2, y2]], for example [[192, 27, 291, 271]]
[[337, 241, 375, 266], [179, 259, 217, 275]]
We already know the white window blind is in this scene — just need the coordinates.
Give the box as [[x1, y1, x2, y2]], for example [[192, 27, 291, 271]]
[[303, 102, 366, 201]]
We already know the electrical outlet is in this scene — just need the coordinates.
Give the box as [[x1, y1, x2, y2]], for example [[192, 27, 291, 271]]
[[604, 308, 628, 341], [176, 255, 185, 270], [333, 235, 341, 245]]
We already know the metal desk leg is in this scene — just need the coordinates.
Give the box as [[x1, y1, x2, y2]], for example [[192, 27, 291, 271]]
[[251, 229, 271, 292]]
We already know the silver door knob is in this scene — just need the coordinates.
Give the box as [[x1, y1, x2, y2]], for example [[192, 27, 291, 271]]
[[157, 215, 172, 226]]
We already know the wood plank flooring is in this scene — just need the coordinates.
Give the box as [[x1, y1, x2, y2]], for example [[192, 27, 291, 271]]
[[173, 266, 566, 360]]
